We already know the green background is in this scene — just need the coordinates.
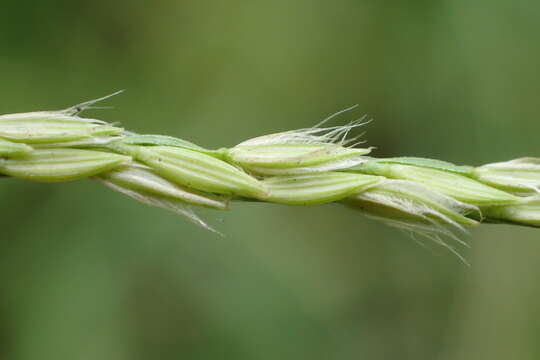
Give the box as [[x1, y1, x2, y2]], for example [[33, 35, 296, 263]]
[[1, 1, 539, 359]]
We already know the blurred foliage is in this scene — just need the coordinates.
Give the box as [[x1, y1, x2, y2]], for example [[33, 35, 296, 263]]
[[1, 1, 540, 359]]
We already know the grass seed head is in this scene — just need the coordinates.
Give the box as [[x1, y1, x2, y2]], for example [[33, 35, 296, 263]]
[[1, 94, 539, 253]]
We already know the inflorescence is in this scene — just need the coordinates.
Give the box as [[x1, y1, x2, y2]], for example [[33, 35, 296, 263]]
[[1, 93, 539, 258]]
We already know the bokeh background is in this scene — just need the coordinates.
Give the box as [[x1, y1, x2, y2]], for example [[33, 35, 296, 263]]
[[1, 1, 539, 359]]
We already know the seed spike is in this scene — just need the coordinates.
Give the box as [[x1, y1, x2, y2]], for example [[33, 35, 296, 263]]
[[1, 98, 539, 262]]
